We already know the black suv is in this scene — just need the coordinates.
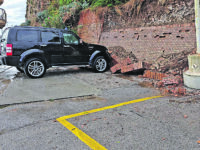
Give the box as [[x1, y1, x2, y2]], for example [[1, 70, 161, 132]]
[[0, 26, 111, 78]]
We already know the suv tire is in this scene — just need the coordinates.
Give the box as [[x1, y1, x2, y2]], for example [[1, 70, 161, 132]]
[[93, 56, 108, 72], [24, 58, 46, 78]]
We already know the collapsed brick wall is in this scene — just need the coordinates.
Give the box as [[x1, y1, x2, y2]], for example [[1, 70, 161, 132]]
[[76, 0, 195, 64], [100, 23, 196, 63]]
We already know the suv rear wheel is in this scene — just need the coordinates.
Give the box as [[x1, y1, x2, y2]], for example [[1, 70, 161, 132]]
[[93, 56, 108, 72], [24, 58, 46, 78]]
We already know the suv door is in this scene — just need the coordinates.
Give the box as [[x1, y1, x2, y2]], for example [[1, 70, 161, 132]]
[[40, 30, 63, 65], [62, 32, 90, 64]]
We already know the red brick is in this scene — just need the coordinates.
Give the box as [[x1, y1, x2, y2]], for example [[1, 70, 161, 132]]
[[98, 23, 196, 63], [121, 64, 135, 73], [156, 81, 164, 88], [110, 64, 121, 74], [162, 75, 182, 86]]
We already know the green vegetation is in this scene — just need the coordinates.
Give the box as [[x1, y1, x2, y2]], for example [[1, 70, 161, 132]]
[[20, 20, 31, 26], [37, 10, 48, 23], [37, 0, 85, 29], [59, 0, 73, 5], [91, 0, 129, 7], [36, 0, 129, 29], [49, 99, 55, 102], [79, 0, 129, 7]]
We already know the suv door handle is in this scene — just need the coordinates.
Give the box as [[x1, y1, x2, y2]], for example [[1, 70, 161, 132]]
[[40, 44, 47, 47], [64, 45, 70, 48]]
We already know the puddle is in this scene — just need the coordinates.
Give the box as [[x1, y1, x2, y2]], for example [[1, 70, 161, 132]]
[[115, 74, 134, 81], [0, 66, 18, 79], [47, 66, 90, 74], [2, 79, 11, 84], [0, 66, 19, 94], [0, 79, 11, 94]]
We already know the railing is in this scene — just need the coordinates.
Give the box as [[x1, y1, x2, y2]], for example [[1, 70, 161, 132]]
[[0, 8, 6, 28], [0, 0, 4, 5]]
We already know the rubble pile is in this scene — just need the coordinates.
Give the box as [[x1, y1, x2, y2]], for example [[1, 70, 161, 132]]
[[151, 49, 196, 76], [108, 46, 147, 74], [108, 46, 138, 62], [142, 70, 186, 96], [146, 49, 196, 96], [109, 46, 196, 96]]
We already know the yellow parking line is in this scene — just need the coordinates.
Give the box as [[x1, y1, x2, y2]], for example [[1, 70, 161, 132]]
[[58, 119, 107, 150], [57, 95, 162, 150], [57, 95, 162, 121]]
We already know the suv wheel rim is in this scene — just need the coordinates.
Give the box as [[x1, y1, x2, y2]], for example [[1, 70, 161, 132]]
[[28, 61, 44, 77], [96, 58, 107, 72]]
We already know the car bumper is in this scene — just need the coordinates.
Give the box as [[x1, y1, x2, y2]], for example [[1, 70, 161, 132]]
[[1, 56, 20, 66]]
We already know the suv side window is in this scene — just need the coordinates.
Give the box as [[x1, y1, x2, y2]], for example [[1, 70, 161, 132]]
[[63, 33, 78, 45], [17, 30, 38, 42], [41, 31, 60, 43]]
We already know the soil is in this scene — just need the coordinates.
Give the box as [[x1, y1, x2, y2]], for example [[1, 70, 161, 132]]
[[151, 48, 196, 76]]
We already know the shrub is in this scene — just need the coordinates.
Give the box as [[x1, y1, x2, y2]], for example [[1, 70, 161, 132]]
[[21, 20, 31, 26], [37, 10, 48, 23], [59, 1, 82, 17], [59, 0, 73, 6], [92, 0, 129, 7]]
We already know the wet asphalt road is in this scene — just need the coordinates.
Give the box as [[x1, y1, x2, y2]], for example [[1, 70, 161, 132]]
[[0, 65, 200, 150]]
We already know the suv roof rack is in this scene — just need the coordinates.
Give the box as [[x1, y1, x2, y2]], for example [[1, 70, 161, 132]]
[[13, 26, 61, 31]]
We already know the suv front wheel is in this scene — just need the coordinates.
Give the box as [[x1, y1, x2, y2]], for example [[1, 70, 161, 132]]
[[24, 58, 46, 78], [93, 56, 108, 72]]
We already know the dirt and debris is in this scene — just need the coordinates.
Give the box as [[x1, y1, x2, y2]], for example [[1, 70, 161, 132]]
[[169, 96, 200, 104], [142, 70, 187, 96], [150, 49, 196, 76], [141, 48, 197, 96], [108, 46, 138, 63], [108, 46, 198, 96], [102, 0, 194, 31]]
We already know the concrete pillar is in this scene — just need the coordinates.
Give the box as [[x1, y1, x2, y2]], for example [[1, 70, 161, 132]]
[[195, 0, 200, 53], [183, 0, 200, 89]]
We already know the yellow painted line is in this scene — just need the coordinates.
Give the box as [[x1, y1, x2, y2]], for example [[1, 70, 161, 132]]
[[56, 95, 163, 150], [58, 119, 107, 150], [57, 95, 162, 121]]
